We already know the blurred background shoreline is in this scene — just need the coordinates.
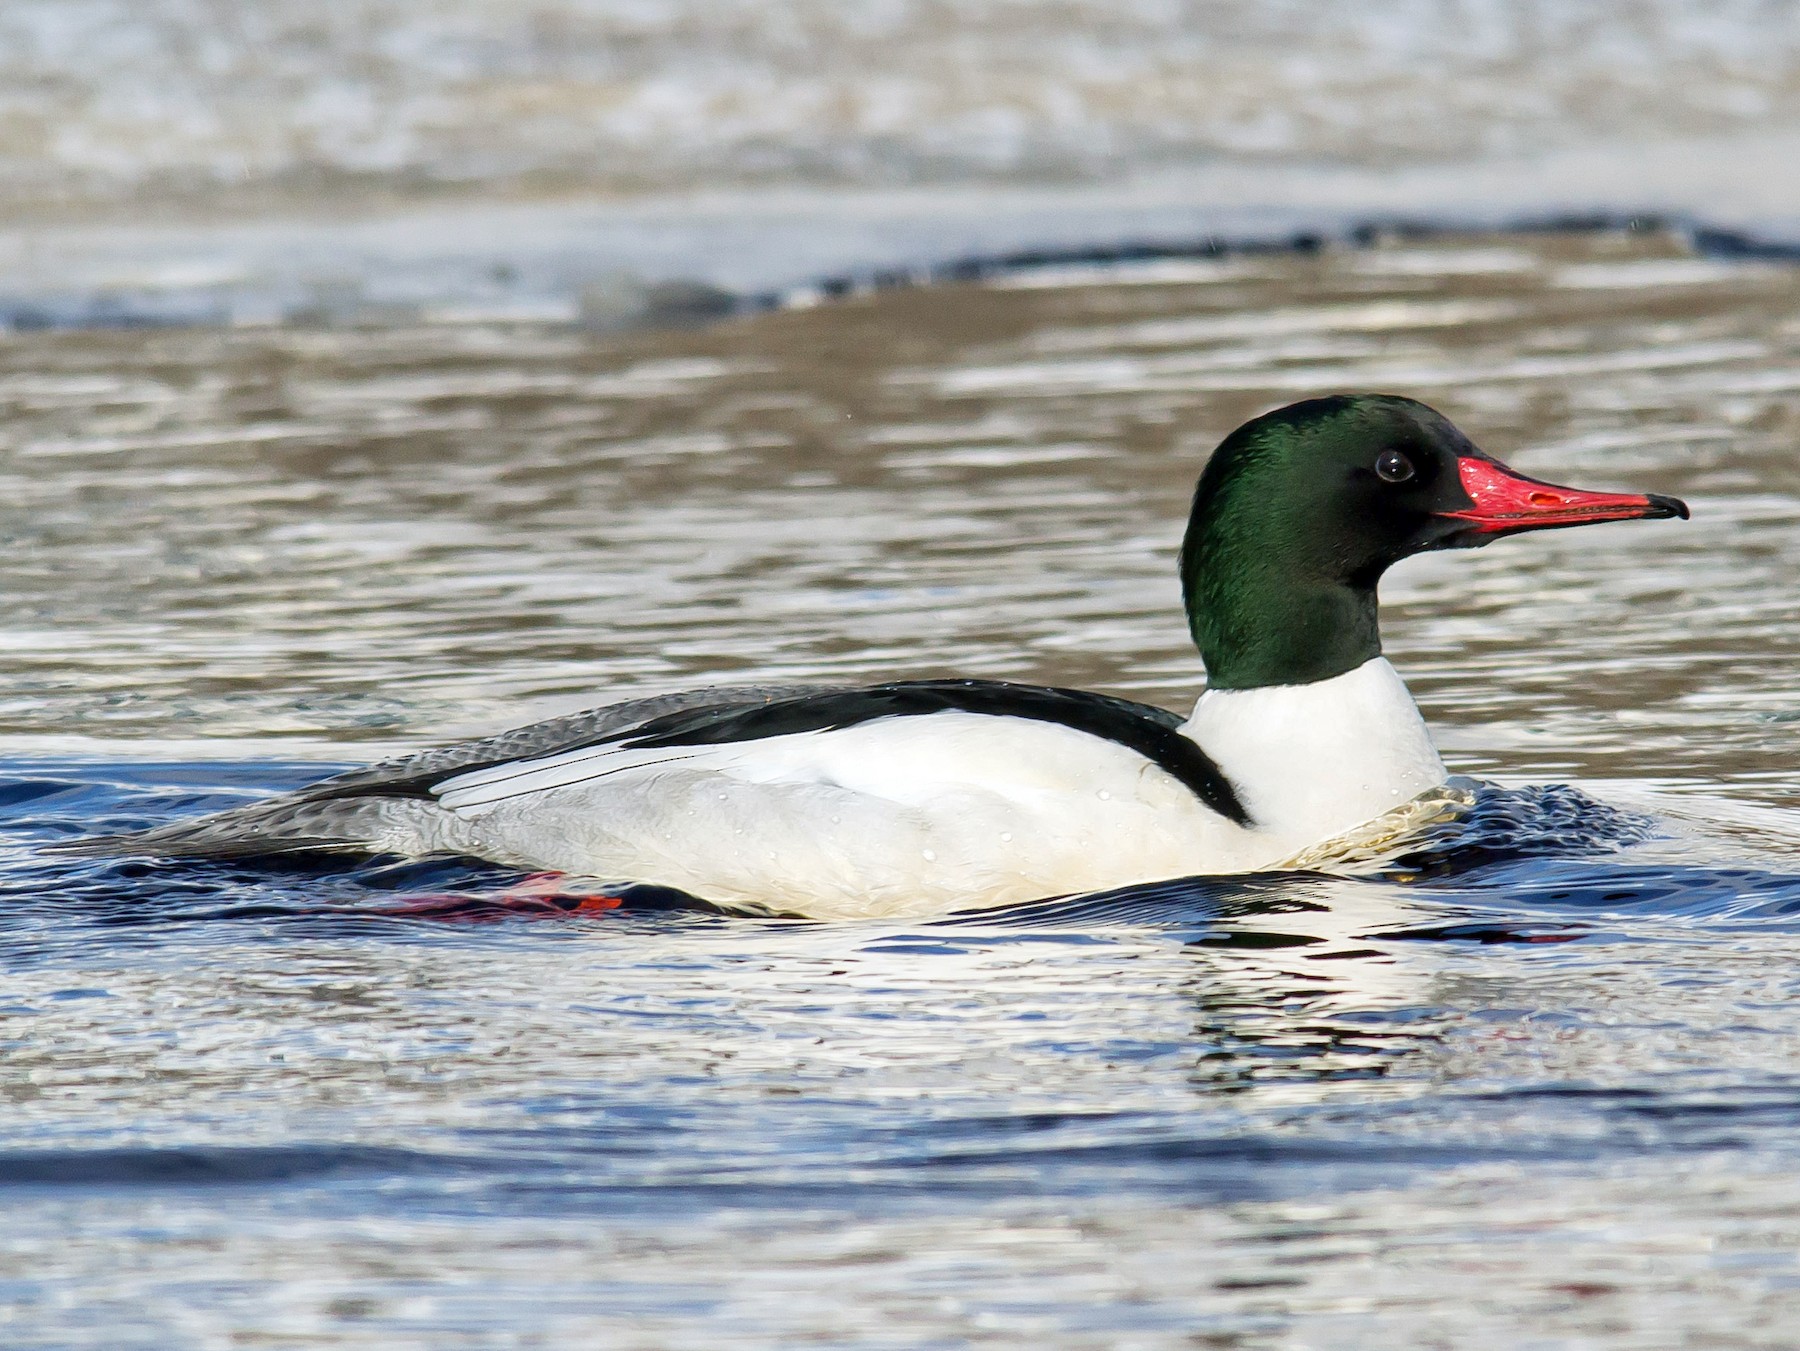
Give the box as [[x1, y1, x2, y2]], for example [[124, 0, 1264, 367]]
[[7, 1, 1800, 329]]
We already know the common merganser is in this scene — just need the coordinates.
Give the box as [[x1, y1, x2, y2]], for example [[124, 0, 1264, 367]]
[[83, 395, 1686, 918]]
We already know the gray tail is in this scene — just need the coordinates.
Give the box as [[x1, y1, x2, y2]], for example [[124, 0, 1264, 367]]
[[51, 794, 411, 862]]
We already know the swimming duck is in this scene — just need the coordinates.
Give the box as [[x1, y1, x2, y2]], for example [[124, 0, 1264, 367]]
[[88, 395, 1686, 917]]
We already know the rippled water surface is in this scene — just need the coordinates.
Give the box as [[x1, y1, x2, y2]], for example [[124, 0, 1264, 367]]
[[5, 231, 1800, 1346], [8, 1, 1800, 210]]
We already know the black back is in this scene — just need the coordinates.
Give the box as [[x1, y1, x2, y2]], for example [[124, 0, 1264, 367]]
[[318, 678, 1250, 827]]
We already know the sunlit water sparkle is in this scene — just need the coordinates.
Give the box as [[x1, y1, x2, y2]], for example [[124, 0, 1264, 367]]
[[3, 231, 1800, 1346]]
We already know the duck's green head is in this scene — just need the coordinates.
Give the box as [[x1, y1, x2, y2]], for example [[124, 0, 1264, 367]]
[[1181, 394, 1688, 691]]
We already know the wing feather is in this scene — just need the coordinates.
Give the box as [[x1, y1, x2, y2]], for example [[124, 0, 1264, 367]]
[[62, 678, 1236, 863], [59, 684, 836, 859]]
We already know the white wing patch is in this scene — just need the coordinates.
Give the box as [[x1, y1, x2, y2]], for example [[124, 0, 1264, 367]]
[[431, 710, 1191, 816]]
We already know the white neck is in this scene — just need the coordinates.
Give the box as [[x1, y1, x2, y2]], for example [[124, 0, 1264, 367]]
[[1182, 656, 1448, 853]]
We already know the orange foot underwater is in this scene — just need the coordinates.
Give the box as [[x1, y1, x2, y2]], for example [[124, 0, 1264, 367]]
[[371, 872, 644, 922]]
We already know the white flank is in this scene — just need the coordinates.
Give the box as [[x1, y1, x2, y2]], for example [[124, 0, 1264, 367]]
[[431, 711, 1251, 917], [399, 662, 1451, 918]]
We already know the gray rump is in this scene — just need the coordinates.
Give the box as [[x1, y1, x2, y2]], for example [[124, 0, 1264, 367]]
[[61, 685, 836, 861]]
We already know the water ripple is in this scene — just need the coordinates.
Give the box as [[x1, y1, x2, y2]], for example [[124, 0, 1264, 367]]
[[5, 232, 1800, 1346]]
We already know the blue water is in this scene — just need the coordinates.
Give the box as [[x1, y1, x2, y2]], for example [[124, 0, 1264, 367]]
[[3, 228, 1799, 1344], [5, 757, 1800, 1344]]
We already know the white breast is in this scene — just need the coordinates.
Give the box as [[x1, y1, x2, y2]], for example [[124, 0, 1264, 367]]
[[1180, 656, 1449, 861]]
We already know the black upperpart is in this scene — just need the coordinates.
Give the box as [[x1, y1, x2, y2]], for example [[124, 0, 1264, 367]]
[[621, 680, 1250, 826], [308, 678, 1252, 827]]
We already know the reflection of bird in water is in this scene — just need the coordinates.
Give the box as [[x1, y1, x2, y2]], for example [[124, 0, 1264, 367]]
[[1018, 786, 1658, 1091], [70, 396, 1685, 919]]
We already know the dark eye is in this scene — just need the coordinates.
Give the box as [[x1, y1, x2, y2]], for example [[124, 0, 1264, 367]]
[[1375, 449, 1415, 484]]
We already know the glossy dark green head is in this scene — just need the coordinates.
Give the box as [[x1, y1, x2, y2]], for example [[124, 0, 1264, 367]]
[[1180, 394, 1686, 690]]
